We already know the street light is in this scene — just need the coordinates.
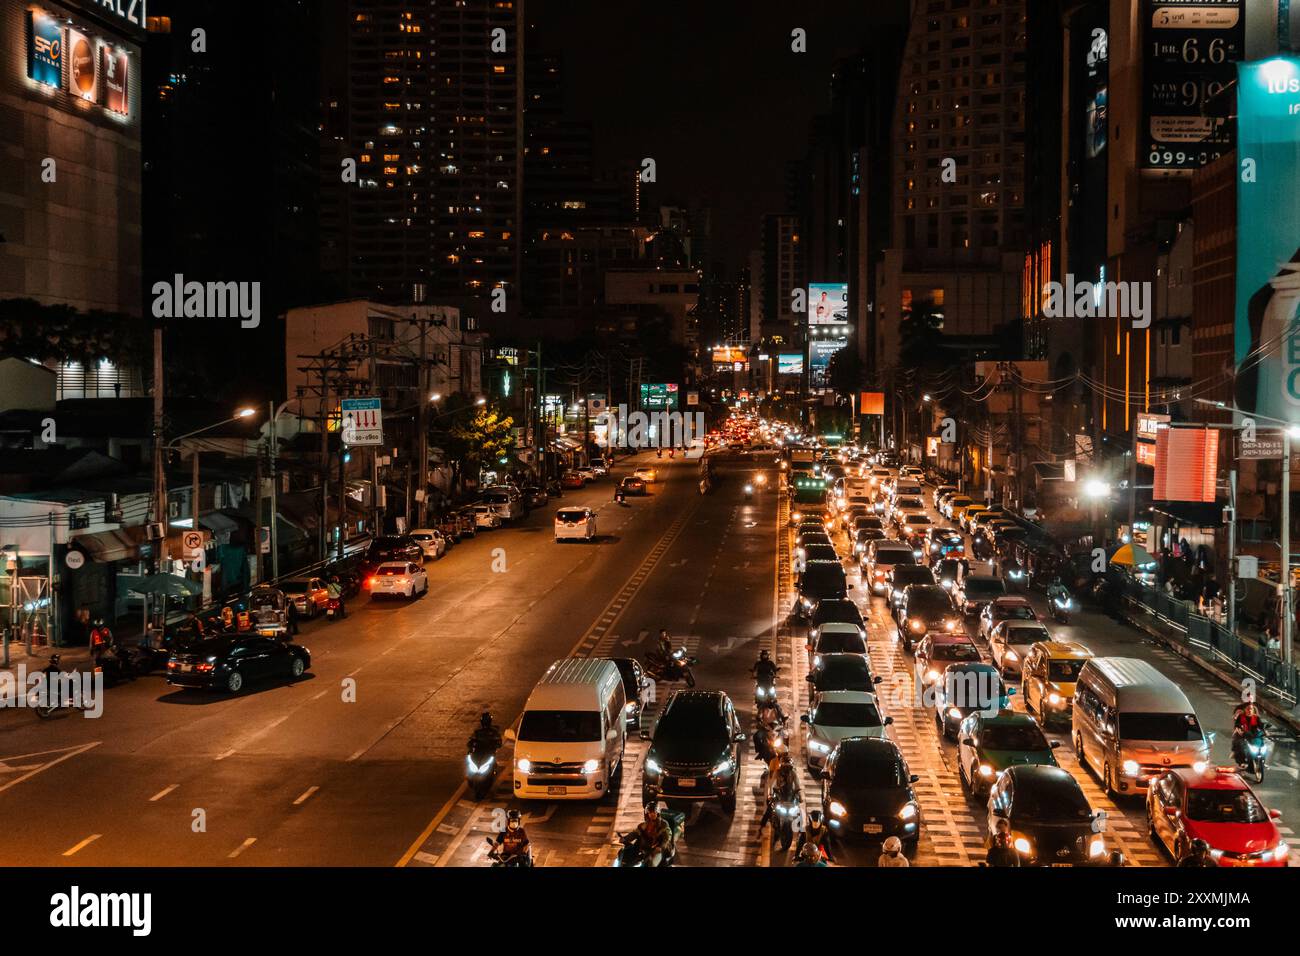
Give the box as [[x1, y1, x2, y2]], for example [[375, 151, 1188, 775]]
[[1083, 479, 1110, 499]]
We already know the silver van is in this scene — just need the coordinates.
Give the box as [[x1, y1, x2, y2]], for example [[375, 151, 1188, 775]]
[[1071, 657, 1209, 797]]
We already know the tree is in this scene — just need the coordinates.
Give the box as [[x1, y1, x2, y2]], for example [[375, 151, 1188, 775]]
[[448, 406, 516, 476]]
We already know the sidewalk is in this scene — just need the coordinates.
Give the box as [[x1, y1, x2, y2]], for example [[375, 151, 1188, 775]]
[[0, 638, 93, 675]]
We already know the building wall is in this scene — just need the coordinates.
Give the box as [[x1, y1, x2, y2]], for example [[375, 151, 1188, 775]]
[[604, 269, 700, 347], [0, 0, 143, 316], [1190, 153, 1237, 421]]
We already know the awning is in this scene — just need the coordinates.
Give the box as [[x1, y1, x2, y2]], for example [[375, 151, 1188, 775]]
[[198, 512, 240, 535], [71, 525, 148, 563], [1149, 500, 1225, 529]]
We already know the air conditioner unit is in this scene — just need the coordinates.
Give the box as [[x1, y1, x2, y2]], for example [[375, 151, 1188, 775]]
[[147, 522, 166, 539]]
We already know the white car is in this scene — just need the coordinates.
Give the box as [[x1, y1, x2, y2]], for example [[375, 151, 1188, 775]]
[[468, 504, 503, 529], [801, 690, 891, 770], [369, 561, 428, 599], [576, 466, 598, 483], [408, 529, 447, 560], [555, 507, 597, 542], [634, 466, 658, 483], [988, 621, 1053, 678]]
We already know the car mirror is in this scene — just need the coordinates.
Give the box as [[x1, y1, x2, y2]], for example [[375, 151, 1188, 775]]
[[884, 716, 894, 726], [1269, 808, 1282, 820], [638, 728, 651, 741], [1163, 806, 1179, 817], [908, 774, 919, 784], [1092, 810, 1108, 833], [503, 729, 516, 744]]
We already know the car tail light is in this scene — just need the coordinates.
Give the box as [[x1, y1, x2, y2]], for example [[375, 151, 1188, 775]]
[[196, 663, 214, 673]]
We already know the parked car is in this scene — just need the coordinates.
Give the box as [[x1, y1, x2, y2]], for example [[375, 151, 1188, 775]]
[[523, 485, 550, 509], [368, 561, 429, 599], [408, 528, 448, 560], [555, 507, 598, 542], [280, 577, 329, 619], [166, 635, 311, 694], [560, 470, 586, 489], [365, 535, 424, 570]]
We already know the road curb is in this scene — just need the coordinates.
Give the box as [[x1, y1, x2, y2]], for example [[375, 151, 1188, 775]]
[[1119, 604, 1300, 737]]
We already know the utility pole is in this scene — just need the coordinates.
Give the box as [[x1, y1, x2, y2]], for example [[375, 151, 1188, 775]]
[[415, 316, 431, 529], [150, 327, 166, 574], [255, 452, 265, 583], [1227, 468, 1237, 638]]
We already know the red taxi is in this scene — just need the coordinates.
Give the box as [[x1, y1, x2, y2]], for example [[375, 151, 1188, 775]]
[[1146, 766, 1288, 867]]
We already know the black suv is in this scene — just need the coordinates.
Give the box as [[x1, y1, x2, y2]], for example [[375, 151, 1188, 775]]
[[820, 736, 921, 850], [794, 561, 849, 621], [364, 535, 423, 573], [642, 690, 746, 813], [808, 598, 866, 640]]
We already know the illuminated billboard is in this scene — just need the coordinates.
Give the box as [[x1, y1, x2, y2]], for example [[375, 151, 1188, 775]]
[[66, 28, 97, 101], [777, 353, 803, 375], [27, 10, 63, 88], [808, 282, 848, 325], [639, 383, 679, 410], [808, 336, 848, 393], [1153, 427, 1218, 503], [100, 42, 130, 116], [711, 346, 747, 366]]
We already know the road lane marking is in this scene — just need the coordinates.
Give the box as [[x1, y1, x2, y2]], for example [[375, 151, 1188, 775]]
[[292, 786, 320, 806], [0, 742, 101, 795], [228, 837, 257, 859], [62, 834, 100, 857], [215, 748, 236, 761], [149, 784, 179, 802]]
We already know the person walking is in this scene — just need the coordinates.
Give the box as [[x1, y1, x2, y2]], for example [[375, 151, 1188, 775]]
[[286, 598, 300, 636]]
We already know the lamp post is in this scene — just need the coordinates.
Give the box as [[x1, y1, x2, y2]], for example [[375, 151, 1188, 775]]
[[1083, 478, 1111, 551], [264, 398, 307, 581]]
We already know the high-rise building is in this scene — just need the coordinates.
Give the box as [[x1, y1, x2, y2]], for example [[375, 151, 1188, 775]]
[[761, 214, 804, 334], [338, 0, 523, 316]]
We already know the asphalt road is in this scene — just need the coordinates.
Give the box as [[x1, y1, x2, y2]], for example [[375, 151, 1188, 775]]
[[1, 450, 1294, 867]]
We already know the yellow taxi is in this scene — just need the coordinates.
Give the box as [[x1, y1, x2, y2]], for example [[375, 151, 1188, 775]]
[[1021, 640, 1092, 728]]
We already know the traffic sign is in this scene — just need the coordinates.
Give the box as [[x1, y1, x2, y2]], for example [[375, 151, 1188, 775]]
[[341, 397, 383, 446], [181, 530, 205, 559]]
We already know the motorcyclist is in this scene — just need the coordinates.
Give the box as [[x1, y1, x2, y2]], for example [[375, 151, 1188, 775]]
[[469, 711, 503, 753], [491, 809, 531, 866], [655, 629, 674, 662], [327, 576, 346, 617], [794, 809, 835, 863], [752, 650, 778, 685], [633, 802, 673, 867], [759, 753, 801, 829], [1231, 701, 1264, 766], [985, 818, 1020, 867], [1178, 837, 1216, 868], [1046, 576, 1070, 604], [877, 835, 910, 867]]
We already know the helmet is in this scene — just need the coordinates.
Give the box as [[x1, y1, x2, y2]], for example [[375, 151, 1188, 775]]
[[48, 655, 61, 668], [806, 810, 823, 827], [779, 753, 793, 767], [1189, 838, 1211, 856], [643, 802, 659, 819], [506, 809, 522, 828], [480, 711, 493, 728], [883, 836, 903, 854], [995, 817, 1011, 833], [759, 650, 771, 661]]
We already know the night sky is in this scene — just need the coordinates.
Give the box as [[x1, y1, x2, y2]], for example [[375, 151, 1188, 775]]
[[530, 0, 910, 272]]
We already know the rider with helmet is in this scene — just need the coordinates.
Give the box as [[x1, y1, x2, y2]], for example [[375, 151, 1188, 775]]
[[794, 809, 835, 863], [759, 753, 801, 829], [491, 809, 531, 866], [1231, 701, 1264, 766], [633, 802, 673, 867], [877, 835, 910, 867], [751, 649, 778, 684], [985, 818, 1020, 867], [1178, 838, 1217, 867], [470, 710, 503, 752]]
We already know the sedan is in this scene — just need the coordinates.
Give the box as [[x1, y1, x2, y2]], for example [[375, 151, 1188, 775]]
[[820, 737, 921, 850], [166, 636, 311, 694], [807, 623, 867, 666], [620, 475, 648, 496], [986, 766, 1112, 866], [957, 710, 1060, 799], [280, 577, 328, 619], [634, 466, 658, 483], [808, 598, 866, 641], [805, 653, 882, 698], [802, 691, 892, 770], [988, 621, 1053, 678], [560, 471, 586, 489], [913, 631, 982, 687], [978, 595, 1038, 639], [408, 529, 448, 561], [466, 504, 503, 529], [795, 543, 840, 572], [1147, 767, 1289, 867], [932, 662, 1006, 741], [368, 561, 429, 599]]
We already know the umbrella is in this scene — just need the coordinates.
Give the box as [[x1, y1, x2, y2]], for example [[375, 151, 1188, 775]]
[[1109, 543, 1156, 569]]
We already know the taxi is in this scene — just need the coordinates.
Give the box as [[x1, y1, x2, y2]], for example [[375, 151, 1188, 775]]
[[1020, 640, 1092, 728], [1146, 766, 1289, 866], [957, 710, 1060, 800]]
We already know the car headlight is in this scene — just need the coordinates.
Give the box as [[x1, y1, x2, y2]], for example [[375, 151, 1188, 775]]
[[625, 701, 637, 713], [925, 669, 939, 683], [1047, 692, 1062, 706], [516, 759, 532, 774], [1014, 837, 1032, 855], [812, 655, 823, 669], [942, 580, 954, 590], [1005, 650, 1018, 661], [898, 802, 918, 821], [644, 757, 662, 775], [582, 759, 601, 775], [1209, 848, 1224, 861], [808, 738, 831, 753], [829, 801, 847, 817], [913, 550, 924, 559], [1089, 836, 1106, 858], [711, 758, 733, 776], [909, 619, 924, 632], [1267, 842, 1289, 862], [809, 627, 820, 638], [947, 707, 962, 719], [1192, 760, 1208, 773], [1122, 760, 1140, 776], [978, 763, 994, 778]]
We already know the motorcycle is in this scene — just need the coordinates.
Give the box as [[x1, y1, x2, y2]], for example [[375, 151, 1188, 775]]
[[754, 678, 777, 709], [612, 808, 686, 867], [484, 837, 533, 868], [325, 596, 346, 621], [1049, 591, 1072, 624], [465, 735, 501, 800], [1234, 727, 1274, 783], [767, 779, 802, 850], [645, 647, 698, 687], [744, 483, 754, 501], [752, 716, 789, 766]]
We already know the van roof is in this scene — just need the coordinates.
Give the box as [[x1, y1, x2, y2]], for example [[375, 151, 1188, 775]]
[[1083, 657, 1193, 712], [524, 658, 621, 709]]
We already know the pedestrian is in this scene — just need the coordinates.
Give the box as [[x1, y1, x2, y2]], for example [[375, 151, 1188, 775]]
[[220, 606, 235, 632], [287, 598, 300, 636]]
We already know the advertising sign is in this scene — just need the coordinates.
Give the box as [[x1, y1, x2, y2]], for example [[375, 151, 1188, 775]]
[[711, 346, 747, 365], [1134, 412, 1170, 467], [1142, 0, 1242, 171], [808, 282, 848, 325], [639, 383, 679, 410], [777, 353, 804, 375], [66, 28, 96, 101], [859, 392, 885, 416], [27, 10, 63, 88], [99, 42, 129, 115], [1239, 430, 1284, 460], [1153, 427, 1218, 503], [1235, 58, 1300, 423], [686, 390, 699, 407], [341, 397, 383, 446], [808, 336, 848, 393]]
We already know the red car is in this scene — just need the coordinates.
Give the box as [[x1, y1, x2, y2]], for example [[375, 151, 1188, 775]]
[[1147, 767, 1289, 867], [560, 470, 586, 489]]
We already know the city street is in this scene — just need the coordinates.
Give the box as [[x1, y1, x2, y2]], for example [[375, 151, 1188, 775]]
[[5, 451, 1292, 868]]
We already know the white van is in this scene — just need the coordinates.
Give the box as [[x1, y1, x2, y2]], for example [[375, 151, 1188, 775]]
[[481, 486, 521, 522], [512, 658, 627, 800], [1071, 657, 1210, 797], [892, 479, 923, 501]]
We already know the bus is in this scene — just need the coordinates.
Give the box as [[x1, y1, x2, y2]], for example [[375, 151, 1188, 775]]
[[791, 475, 828, 505]]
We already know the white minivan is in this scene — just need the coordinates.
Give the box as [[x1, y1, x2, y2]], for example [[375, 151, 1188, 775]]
[[511, 658, 627, 800], [554, 507, 597, 542], [481, 486, 522, 522], [1071, 657, 1210, 797]]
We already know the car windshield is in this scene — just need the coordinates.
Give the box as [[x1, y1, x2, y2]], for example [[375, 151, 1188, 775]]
[[518, 710, 602, 743], [815, 657, 872, 686], [803, 546, 839, 560], [932, 642, 980, 662], [935, 533, 962, 544], [964, 579, 1005, 598], [1004, 626, 1050, 645], [814, 702, 881, 728], [981, 724, 1048, 751], [556, 510, 587, 521], [818, 631, 867, 654], [280, 581, 311, 594], [1185, 788, 1269, 824], [1014, 779, 1093, 822], [1119, 713, 1203, 742], [997, 606, 1037, 620], [907, 591, 953, 615], [835, 755, 904, 788], [896, 497, 923, 509], [877, 549, 916, 566], [802, 564, 846, 593], [1048, 660, 1087, 682], [892, 568, 933, 587]]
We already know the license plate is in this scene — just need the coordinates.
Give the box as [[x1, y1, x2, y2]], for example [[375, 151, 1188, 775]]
[[862, 823, 883, 833], [1051, 863, 1072, 867], [675, 778, 696, 788], [180, 664, 193, 673], [547, 786, 566, 795]]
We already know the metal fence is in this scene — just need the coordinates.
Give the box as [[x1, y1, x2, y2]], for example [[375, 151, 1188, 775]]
[[1121, 577, 1298, 708]]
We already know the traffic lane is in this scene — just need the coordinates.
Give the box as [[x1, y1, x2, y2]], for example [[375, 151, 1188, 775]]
[[0, 456, 690, 864]]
